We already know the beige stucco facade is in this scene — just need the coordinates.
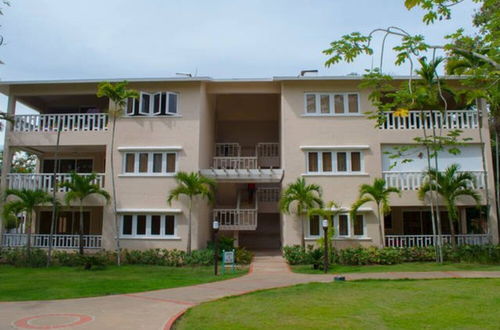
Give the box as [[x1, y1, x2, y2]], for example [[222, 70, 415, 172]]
[[0, 76, 498, 252]]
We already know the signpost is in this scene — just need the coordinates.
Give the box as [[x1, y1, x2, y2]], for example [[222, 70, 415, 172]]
[[222, 249, 235, 274]]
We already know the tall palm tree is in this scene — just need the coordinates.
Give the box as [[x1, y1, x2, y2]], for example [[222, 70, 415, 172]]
[[3, 189, 52, 257], [418, 164, 481, 247], [97, 81, 138, 265], [350, 178, 400, 248], [280, 177, 323, 247], [59, 172, 110, 255], [167, 172, 216, 254]]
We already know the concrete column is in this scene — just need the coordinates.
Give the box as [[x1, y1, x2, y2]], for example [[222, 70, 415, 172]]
[[0, 94, 17, 238]]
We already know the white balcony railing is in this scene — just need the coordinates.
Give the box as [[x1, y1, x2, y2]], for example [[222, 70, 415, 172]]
[[13, 113, 109, 132], [385, 234, 490, 247], [212, 157, 258, 170], [256, 142, 280, 168], [257, 188, 281, 202], [1, 234, 103, 249], [213, 208, 258, 230], [7, 173, 105, 192], [215, 143, 241, 157], [382, 171, 485, 190], [380, 110, 478, 130]]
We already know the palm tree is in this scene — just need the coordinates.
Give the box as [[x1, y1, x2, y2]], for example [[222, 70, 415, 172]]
[[167, 172, 216, 254], [97, 81, 138, 265], [308, 201, 340, 257], [59, 172, 110, 255], [418, 164, 481, 247], [280, 177, 323, 247], [3, 189, 52, 257], [350, 178, 400, 248]]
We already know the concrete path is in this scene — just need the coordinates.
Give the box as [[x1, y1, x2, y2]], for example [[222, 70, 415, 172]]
[[1, 256, 499, 330]]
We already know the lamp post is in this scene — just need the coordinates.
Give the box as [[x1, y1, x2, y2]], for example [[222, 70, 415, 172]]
[[322, 219, 329, 274], [212, 219, 220, 275]]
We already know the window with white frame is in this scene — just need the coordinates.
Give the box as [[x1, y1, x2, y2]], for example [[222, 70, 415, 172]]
[[306, 151, 363, 174], [307, 213, 365, 238], [304, 93, 359, 115], [126, 92, 179, 116], [123, 151, 177, 175], [121, 214, 176, 238]]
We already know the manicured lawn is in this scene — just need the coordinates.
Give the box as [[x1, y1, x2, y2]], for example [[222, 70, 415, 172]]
[[292, 262, 500, 274], [175, 278, 500, 329], [0, 265, 247, 301]]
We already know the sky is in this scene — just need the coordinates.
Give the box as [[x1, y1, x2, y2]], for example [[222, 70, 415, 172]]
[[0, 0, 479, 123]]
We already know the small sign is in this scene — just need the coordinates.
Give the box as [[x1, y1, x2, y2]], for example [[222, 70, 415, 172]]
[[222, 249, 235, 274], [223, 250, 234, 264]]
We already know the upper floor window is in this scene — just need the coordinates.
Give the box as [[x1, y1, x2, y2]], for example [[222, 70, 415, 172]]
[[126, 92, 179, 117], [122, 151, 177, 175], [304, 93, 359, 115], [307, 150, 363, 174]]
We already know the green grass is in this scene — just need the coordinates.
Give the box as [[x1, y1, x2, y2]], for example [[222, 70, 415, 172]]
[[175, 278, 500, 329], [0, 265, 247, 301], [292, 262, 500, 274]]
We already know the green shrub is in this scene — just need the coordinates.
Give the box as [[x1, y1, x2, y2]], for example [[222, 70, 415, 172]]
[[235, 247, 253, 265], [282, 244, 500, 266], [2, 248, 47, 267], [184, 249, 213, 266]]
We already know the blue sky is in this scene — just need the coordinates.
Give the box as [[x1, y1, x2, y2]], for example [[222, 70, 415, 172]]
[[0, 0, 479, 124]]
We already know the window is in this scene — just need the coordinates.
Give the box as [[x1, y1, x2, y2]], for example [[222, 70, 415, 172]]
[[309, 215, 320, 237], [353, 215, 364, 236], [42, 159, 94, 173], [308, 152, 318, 172], [338, 214, 349, 236], [306, 150, 363, 174], [126, 91, 179, 116], [304, 93, 359, 115], [122, 151, 177, 175], [120, 214, 176, 238]]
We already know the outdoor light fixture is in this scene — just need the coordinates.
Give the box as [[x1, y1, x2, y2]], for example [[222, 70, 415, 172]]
[[212, 219, 220, 275], [299, 69, 318, 77], [322, 219, 329, 273]]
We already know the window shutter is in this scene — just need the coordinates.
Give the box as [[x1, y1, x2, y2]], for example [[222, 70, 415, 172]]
[[152, 93, 162, 115], [167, 93, 178, 114], [139, 92, 152, 115]]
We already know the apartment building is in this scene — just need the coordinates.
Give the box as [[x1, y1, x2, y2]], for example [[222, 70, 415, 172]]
[[0, 76, 498, 252]]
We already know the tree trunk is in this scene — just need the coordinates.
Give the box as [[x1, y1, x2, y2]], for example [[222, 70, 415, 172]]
[[477, 99, 491, 238], [79, 202, 84, 255], [300, 214, 305, 248], [26, 211, 32, 259], [110, 116, 121, 265], [377, 204, 385, 248], [187, 197, 192, 255], [48, 126, 62, 266], [448, 212, 457, 248]]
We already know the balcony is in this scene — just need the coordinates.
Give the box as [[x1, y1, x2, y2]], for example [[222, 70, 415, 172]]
[[1, 233, 103, 249], [13, 113, 109, 132], [7, 173, 105, 192], [213, 208, 258, 231], [385, 234, 490, 247], [201, 142, 283, 182], [380, 110, 478, 130], [382, 171, 485, 190]]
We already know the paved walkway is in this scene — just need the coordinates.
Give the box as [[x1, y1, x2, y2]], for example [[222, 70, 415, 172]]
[[1, 256, 499, 329]]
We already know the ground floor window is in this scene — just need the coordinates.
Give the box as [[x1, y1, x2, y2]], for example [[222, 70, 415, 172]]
[[120, 214, 176, 238], [402, 211, 454, 235], [307, 213, 365, 238], [38, 211, 95, 235]]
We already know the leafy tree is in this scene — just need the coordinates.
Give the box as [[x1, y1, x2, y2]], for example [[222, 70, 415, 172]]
[[59, 172, 110, 255], [97, 81, 138, 265], [3, 189, 52, 257], [167, 172, 216, 254], [280, 177, 323, 247], [0, 151, 37, 173], [350, 178, 401, 248], [419, 164, 482, 246]]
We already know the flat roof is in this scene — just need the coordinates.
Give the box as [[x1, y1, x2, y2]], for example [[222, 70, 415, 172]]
[[0, 75, 466, 86]]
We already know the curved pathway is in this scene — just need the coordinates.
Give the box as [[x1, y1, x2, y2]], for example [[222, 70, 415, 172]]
[[1, 255, 499, 329]]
